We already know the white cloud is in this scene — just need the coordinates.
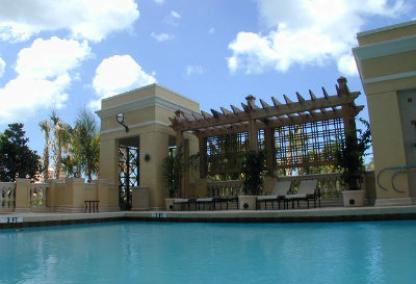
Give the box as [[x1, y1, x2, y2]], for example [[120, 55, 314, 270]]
[[165, 10, 182, 26], [185, 65, 205, 76], [171, 11, 181, 19], [337, 54, 359, 76], [90, 55, 156, 109], [153, 0, 165, 5], [0, 0, 139, 42], [228, 0, 408, 76], [151, 32, 175, 42], [0, 37, 91, 122], [0, 57, 5, 78], [16, 37, 90, 79]]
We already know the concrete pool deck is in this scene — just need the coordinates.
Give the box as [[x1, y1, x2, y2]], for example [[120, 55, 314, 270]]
[[2, 205, 416, 228]]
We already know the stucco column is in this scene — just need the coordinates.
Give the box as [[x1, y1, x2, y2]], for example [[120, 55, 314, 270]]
[[353, 23, 416, 206], [97, 179, 119, 211], [68, 178, 85, 212], [99, 138, 118, 185], [141, 130, 170, 209], [15, 178, 31, 212]]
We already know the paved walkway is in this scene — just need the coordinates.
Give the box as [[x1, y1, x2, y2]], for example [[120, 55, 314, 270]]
[[2, 205, 416, 228]]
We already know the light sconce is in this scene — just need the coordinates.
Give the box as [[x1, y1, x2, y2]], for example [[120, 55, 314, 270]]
[[116, 113, 129, 132]]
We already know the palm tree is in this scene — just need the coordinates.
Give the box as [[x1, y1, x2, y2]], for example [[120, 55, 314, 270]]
[[39, 120, 51, 181], [50, 111, 70, 179], [73, 110, 100, 181]]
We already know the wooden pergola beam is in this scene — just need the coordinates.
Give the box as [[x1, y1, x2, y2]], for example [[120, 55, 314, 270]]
[[194, 105, 363, 137], [173, 92, 359, 131]]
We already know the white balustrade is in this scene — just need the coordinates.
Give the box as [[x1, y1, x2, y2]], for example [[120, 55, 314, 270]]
[[30, 183, 48, 208], [0, 182, 16, 210]]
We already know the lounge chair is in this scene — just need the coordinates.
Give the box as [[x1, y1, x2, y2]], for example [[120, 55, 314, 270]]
[[173, 198, 193, 210], [256, 180, 292, 210], [285, 179, 319, 209]]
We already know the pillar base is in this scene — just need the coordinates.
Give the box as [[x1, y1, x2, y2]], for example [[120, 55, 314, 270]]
[[375, 197, 413, 206]]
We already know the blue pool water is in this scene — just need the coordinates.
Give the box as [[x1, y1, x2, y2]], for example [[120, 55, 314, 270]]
[[1, 221, 416, 284]]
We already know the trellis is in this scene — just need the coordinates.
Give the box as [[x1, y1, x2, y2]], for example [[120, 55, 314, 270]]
[[170, 77, 363, 179]]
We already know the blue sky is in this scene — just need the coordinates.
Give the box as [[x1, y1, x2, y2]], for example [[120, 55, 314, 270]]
[[0, 0, 415, 154]]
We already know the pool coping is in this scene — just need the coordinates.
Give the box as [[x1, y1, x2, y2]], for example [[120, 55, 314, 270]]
[[2, 205, 416, 229]]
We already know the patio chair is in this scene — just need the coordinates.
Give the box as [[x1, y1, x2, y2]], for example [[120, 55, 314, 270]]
[[285, 179, 319, 209], [256, 180, 292, 210], [173, 198, 194, 211]]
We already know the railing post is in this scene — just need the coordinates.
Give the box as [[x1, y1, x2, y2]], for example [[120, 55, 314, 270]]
[[15, 178, 31, 212]]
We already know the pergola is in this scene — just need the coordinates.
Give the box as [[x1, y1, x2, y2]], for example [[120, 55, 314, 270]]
[[170, 77, 363, 179]]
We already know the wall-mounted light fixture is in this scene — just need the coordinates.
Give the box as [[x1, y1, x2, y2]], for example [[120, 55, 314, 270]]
[[116, 113, 129, 132]]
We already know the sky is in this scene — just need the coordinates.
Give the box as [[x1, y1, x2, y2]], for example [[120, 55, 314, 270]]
[[0, 0, 415, 154]]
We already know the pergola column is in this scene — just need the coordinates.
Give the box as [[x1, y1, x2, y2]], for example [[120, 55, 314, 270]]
[[338, 77, 358, 140], [264, 127, 275, 171], [198, 135, 207, 178], [338, 77, 361, 190], [246, 95, 258, 152]]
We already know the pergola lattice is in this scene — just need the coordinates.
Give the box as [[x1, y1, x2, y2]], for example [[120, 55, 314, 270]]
[[170, 77, 363, 178]]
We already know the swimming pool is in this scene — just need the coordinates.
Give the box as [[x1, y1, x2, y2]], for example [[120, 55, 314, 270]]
[[1, 221, 415, 283]]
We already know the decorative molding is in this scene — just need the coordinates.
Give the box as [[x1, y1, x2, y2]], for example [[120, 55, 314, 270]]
[[353, 35, 416, 60], [364, 70, 416, 84], [97, 95, 197, 119], [357, 20, 416, 38], [101, 120, 170, 135]]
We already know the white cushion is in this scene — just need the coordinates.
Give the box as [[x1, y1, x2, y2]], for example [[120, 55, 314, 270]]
[[285, 193, 307, 199], [196, 198, 213, 202], [173, 198, 189, 203], [257, 195, 279, 201]]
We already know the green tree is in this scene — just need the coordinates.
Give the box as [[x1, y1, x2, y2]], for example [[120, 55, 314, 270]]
[[0, 123, 40, 181], [50, 111, 71, 179], [242, 150, 265, 195], [162, 145, 183, 197], [73, 110, 100, 181], [39, 120, 51, 181], [41, 110, 100, 181], [336, 119, 372, 190]]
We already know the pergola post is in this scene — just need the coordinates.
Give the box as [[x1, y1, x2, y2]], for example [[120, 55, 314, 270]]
[[338, 77, 358, 140], [198, 135, 207, 178], [338, 77, 361, 190], [246, 95, 258, 152], [264, 127, 275, 171]]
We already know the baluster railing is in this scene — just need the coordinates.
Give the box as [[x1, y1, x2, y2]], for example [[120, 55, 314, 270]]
[[30, 183, 48, 208], [207, 180, 242, 197], [0, 182, 16, 210]]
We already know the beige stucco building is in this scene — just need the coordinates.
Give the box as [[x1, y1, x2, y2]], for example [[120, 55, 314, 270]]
[[354, 20, 416, 206], [91, 20, 416, 211], [96, 84, 199, 210]]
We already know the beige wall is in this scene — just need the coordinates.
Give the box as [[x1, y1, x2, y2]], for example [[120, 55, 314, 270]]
[[354, 20, 416, 206], [9, 178, 118, 213], [97, 84, 200, 209]]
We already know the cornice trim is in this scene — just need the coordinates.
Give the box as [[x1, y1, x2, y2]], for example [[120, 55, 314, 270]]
[[353, 35, 416, 60], [96, 95, 197, 118], [364, 70, 416, 84], [101, 120, 170, 135]]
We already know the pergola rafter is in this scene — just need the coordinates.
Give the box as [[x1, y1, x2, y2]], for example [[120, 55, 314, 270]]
[[170, 78, 362, 136], [169, 77, 363, 179]]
